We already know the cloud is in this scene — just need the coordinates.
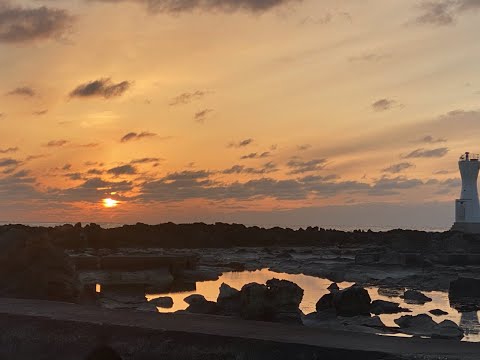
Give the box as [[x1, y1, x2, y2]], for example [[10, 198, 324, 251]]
[[32, 109, 48, 116], [87, 168, 104, 175], [69, 78, 131, 99], [228, 138, 254, 148], [348, 53, 391, 63], [413, 0, 480, 26], [130, 157, 162, 164], [57, 177, 133, 202], [170, 90, 208, 106], [78, 143, 100, 148], [0, 158, 19, 167], [372, 98, 397, 112], [194, 108, 214, 123], [297, 144, 311, 151], [44, 139, 68, 147], [240, 152, 271, 160], [107, 164, 137, 176], [420, 135, 447, 143], [0, 147, 18, 154], [382, 162, 414, 174], [120, 131, 157, 143], [0, 2, 74, 43], [286, 158, 327, 174], [88, 0, 302, 14], [222, 162, 277, 175], [369, 176, 424, 196], [403, 147, 449, 158], [6, 87, 35, 97]]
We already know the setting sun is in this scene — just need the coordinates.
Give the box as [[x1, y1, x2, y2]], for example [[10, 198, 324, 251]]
[[102, 198, 118, 208]]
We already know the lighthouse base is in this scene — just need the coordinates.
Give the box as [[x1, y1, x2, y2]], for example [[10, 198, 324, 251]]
[[451, 222, 480, 234]]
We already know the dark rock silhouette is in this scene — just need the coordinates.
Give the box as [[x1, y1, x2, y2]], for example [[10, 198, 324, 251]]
[[86, 345, 122, 360], [401, 290, 432, 304], [333, 285, 371, 317], [394, 314, 464, 340], [370, 300, 410, 315], [0, 229, 79, 302]]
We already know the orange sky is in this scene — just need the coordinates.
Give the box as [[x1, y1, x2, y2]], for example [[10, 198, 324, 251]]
[[1, 0, 479, 229]]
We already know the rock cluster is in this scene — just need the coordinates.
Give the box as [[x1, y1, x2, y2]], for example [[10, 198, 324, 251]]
[[394, 314, 464, 340], [184, 279, 304, 324]]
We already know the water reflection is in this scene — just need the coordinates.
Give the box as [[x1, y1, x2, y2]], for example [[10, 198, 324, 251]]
[[146, 268, 480, 342]]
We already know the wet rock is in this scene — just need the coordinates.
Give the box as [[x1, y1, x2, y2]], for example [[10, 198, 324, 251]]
[[430, 309, 449, 316], [333, 285, 371, 317], [239, 279, 304, 324], [394, 314, 464, 340], [184, 294, 207, 305], [377, 287, 404, 298], [240, 283, 269, 320], [186, 299, 219, 314], [217, 283, 241, 316], [315, 293, 334, 312], [402, 289, 432, 304], [0, 229, 79, 302], [327, 283, 339, 292], [266, 278, 304, 324], [370, 300, 410, 315], [148, 296, 174, 308], [432, 320, 464, 340]]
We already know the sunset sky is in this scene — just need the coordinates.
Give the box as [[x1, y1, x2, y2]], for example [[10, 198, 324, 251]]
[[1, 0, 480, 229]]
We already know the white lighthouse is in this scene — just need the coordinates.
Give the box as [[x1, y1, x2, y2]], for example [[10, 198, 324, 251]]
[[452, 152, 480, 233]]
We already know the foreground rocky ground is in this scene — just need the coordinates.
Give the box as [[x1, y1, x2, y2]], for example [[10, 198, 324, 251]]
[[1, 223, 480, 358]]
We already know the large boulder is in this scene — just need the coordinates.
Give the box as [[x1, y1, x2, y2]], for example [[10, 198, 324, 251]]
[[266, 278, 304, 324], [0, 229, 79, 302], [316, 293, 334, 312], [240, 283, 269, 320], [333, 285, 371, 317], [239, 279, 304, 324], [217, 283, 241, 316]]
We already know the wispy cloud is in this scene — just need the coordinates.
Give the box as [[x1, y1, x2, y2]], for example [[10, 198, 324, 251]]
[[194, 109, 214, 123], [228, 138, 254, 148], [120, 131, 157, 143], [44, 139, 68, 147], [70, 78, 131, 99], [6, 86, 35, 97], [403, 147, 449, 159], [169, 90, 208, 106]]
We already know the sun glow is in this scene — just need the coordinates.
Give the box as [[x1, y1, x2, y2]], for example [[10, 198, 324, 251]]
[[102, 198, 118, 208]]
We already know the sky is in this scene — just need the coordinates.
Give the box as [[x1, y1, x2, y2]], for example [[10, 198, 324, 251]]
[[0, 0, 479, 229]]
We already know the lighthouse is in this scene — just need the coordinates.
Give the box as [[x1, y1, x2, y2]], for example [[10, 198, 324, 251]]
[[452, 152, 480, 233]]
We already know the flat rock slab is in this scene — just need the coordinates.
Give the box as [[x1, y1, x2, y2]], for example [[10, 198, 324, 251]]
[[0, 298, 478, 359]]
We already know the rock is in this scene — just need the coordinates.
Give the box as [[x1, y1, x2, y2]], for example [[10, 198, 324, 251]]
[[0, 230, 79, 302], [184, 294, 207, 305], [186, 300, 218, 315], [316, 293, 334, 312], [394, 314, 464, 340], [240, 283, 268, 320], [370, 300, 410, 315], [327, 283, 339, 292], [239, 279, 304, 324], [377, 287, 404, 298], [333, 285, 371, 317], [402, 290, 432, 304], [218, 283, 240, 300], [449, 278, 480, 311], [432, 320, 464, 340], [217, 283, 241, 316], [149, 296, 174, 308], [430, 309, 449, 316], [266, 278, 304, 324]]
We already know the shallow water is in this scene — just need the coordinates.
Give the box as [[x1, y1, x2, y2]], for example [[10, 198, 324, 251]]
[[146, 268, 480, 342]]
